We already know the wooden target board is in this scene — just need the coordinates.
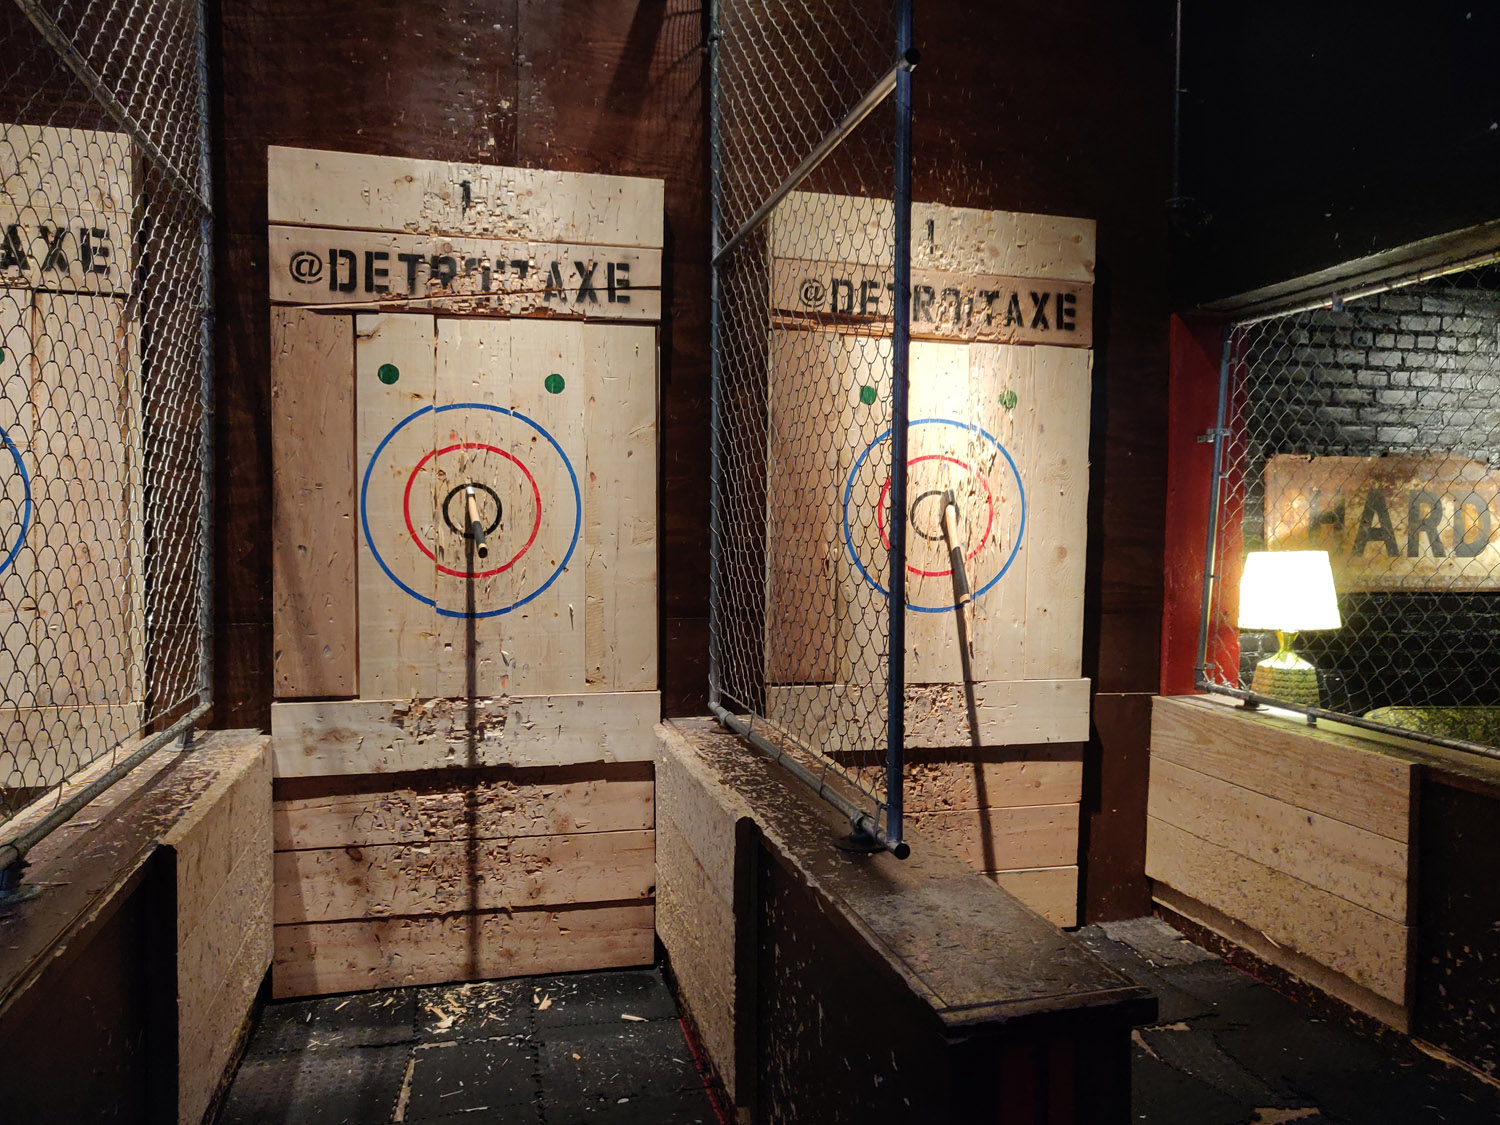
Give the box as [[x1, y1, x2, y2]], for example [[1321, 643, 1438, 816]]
[[268, 148, 661, 995], [0, 125, 143, 790], [763, 193, 1094, 922]]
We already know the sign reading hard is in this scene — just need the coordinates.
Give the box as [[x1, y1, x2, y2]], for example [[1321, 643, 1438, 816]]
[[1264, 454, 1500, 591]]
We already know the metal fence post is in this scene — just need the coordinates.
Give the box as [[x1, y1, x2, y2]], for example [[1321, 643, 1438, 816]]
[[885, 0, 914, 850]]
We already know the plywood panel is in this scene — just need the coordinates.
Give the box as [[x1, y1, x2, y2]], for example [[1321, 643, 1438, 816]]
[[0, 125, 133, 296], [355, 312, 436, 698], [0, 703, 143, 787], [909, 801, 1078, 871], [584, 323, 656, 691], [472, 318, 588, 694], [270, 692, 661, 776], [0, 124, 133, 215], [966, 343, 1034, 682], [268, 146, 665, 248], [274, 768, 654, 849], [0, 291, 35, 713], [429, 316, 517, 697], [271, 307, 356, 698], [1023, 345, 1090, 680], [770, 192, 1096, 281], [833, 332, 891, 688], [1150, 696, 1413, 843], [904, 339, 974, 685], [770, 259, 1092, 347], [766, 328, 840, 684], [27, 292, 143, 723], [272, 902, 655, 997], [275, 829, 655, 923], [1148, 756, 1409, 923], [1146, 816, 1410, 1004]]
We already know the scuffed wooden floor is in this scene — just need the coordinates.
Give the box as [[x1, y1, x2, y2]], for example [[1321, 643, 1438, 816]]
[[215, 967, 724, 1124]]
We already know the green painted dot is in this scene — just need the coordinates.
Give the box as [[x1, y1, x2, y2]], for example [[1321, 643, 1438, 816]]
[[0, 347, 7, 363], [377, 363, 400, 385], [545, 372, 566, 395], [858, 385, 877, 405], [999, 389, 1019, 410]]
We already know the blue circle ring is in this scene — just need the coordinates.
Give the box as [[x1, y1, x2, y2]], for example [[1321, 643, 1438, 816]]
[[0, 425, 31, 577], [360, 402, 581, 619], [842, 417, 1026, 613]]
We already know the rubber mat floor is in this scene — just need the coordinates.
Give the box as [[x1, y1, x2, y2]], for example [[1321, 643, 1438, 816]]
[[1078, 918, 1500, 1124], [214, 967, 724, 1124]]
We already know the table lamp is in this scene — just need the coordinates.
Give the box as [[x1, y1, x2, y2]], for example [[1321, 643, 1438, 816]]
[[1237, 550, 1342, 707]]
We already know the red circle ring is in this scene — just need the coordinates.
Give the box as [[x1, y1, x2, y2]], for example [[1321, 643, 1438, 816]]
[[402, 442, 542, 578], [875, 454, 995, 578]]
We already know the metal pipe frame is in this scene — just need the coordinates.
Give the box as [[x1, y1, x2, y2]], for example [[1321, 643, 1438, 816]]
[[1194, 323, 1233, 682], [0, 702, 212, 878], [885, 0, 914, 853], [195, 0, 216, 714], [711, 52, 917, 270], [706, 1, 917, 858], [711, 701, 910, 859], [706, 0, 725, 710], [13, 0, 211, 211]]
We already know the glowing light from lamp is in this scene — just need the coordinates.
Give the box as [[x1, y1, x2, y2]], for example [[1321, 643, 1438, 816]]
[[1238, 550, 1342, 633]]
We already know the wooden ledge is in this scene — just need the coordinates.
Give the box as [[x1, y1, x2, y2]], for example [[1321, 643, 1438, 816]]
[[1165, 692, 1500, 794], [659, 718, 1154, 1036], [0, 731, 269, 1018]]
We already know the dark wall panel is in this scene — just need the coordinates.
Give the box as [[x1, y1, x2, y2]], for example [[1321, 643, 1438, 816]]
[[1416, 776, 1500, 1075], [1175, 3, 1500, 305], [210, 0, 708, 727]]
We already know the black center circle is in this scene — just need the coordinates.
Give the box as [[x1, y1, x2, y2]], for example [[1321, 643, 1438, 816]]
[[442, 481, 503, 538], [909, 489, 954, 543]]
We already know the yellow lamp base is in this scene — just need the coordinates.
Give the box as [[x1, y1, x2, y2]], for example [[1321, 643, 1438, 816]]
[[1250, 651, 1321, 708]]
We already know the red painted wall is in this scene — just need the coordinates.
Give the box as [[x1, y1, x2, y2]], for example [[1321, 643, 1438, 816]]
[[1160, 315, 1224, 695]]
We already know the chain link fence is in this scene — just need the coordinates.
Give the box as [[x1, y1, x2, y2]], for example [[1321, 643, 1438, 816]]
[[0, 0, 212, 868], [1200, 256, 1500, 754], [708, 0, 914, 852]]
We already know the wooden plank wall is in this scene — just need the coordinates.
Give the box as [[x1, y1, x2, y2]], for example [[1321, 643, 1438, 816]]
[[907, 743, 1084, 927], [1146, 694, 1416, 1023], [268, 149, 662, 995], [271, 757, 655, 997]]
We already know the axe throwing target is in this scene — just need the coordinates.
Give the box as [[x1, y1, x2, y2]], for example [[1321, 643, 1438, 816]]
[[361, 401, 581, 619], [843, 416, 1025, 613]]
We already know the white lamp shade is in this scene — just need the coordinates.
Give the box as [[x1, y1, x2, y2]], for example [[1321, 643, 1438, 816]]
[[1237, 550, 1342, 632]]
